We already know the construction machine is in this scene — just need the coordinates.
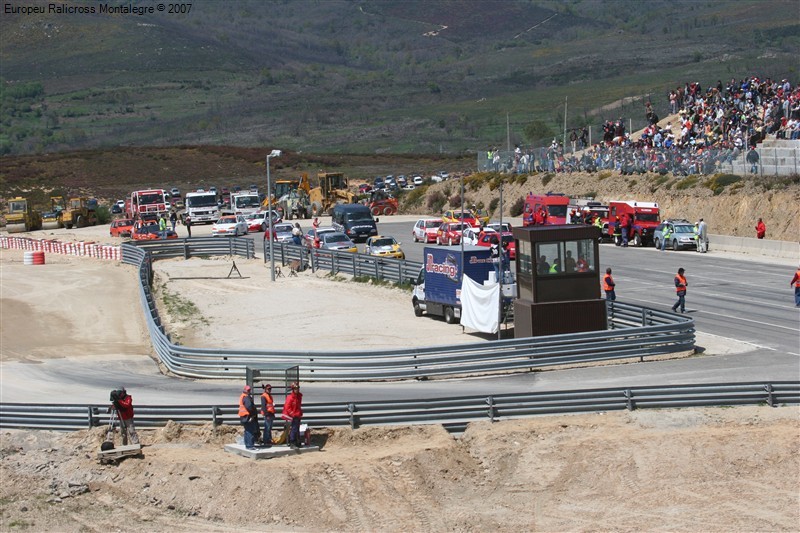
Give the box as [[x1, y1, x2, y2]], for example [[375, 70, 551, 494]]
[[308, 172, 357, 217], [275, 175, 311, 220], [41, 196, 67, 230], [367, 189, 399, 216], [61, 197, 98, 229], [4, 197, 42, 233]]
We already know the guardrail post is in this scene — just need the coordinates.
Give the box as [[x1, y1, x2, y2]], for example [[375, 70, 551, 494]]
[[607, 301, 616, 329], [229, 238, 233, 257], [184, 240, 190, 260], [352, 254, 357, 276], [624, 389, 635, 410], [311, 250, 317, 273], [212, 406, 223, 426], [641, 308, 647, 326], [88, 406, 97, 428], [374, 260, 379, 280], [486, 396, 496, 422], [347, 403, 357, 429], [765, 384, 774, 407]]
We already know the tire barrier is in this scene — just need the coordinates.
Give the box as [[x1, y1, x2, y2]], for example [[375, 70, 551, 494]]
[[0, 235, 121, 261], [23, 250, 45, 265]]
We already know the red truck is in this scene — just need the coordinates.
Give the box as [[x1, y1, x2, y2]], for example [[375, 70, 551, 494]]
[[125, 189, 169, 221], [607, 200, 661, 246], [522, 192, 570, 226]]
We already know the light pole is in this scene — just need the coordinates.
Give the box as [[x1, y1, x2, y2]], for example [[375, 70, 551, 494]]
[[266, 149, 282, 281]]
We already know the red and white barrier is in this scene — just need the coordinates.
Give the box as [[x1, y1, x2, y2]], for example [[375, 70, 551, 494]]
[[0, 236, 121, 262]]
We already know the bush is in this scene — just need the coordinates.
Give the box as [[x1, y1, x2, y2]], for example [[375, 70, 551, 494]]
[[515, 174, 528, 186], [509, 196, 525, 217], [426, 191, 446, 213], [488, 197, 499, 214], [448, 194, 461, 208], [95, 205, 112, 224], [704, 173, 741, 195], [675, 176, 699, 190], [597, 171, 612, 181], [541, 173, 554, 187]]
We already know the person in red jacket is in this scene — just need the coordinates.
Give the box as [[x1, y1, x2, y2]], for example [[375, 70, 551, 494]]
[[111, 386, 139, 445], [791, 267, 800, 307], [755, 218, 766, 239], [283, 382, 304, 448]]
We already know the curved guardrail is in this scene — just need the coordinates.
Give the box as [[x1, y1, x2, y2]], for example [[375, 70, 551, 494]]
[[122, 240, 695, 381], [1, 382, 797, 432]]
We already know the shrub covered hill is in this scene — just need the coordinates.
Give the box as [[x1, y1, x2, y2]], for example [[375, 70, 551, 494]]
[[0, 1, 797, 239], [1, 0, 797, 155]]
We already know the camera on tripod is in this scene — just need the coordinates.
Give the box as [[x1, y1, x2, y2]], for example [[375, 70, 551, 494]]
[[109, 389, 125, 403]]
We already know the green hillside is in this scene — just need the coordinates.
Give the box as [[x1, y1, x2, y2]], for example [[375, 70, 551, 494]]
[[1, 0, 797, 156]]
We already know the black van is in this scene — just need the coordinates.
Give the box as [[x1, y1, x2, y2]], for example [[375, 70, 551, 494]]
[[331, 204, 378, 242]]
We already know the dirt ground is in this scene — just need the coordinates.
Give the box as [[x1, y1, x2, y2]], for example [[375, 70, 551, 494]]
[[1, 226, 799, 532], [1, 407, 798, 532]]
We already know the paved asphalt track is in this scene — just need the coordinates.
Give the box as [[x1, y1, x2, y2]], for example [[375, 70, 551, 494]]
[[1, 216, 798, 407]]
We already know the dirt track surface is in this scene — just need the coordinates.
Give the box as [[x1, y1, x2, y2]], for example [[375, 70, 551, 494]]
[[1, 406, 798, 532], [1, 226, 799, 531]]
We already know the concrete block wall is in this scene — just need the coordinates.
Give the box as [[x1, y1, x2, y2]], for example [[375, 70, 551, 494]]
[[708, 233, 799, 260]]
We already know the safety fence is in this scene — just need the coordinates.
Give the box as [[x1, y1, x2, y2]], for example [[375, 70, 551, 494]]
[[132, 237, 255, 260], [266, 241, 422, 283], [0, 235, 121, 260], [1, 382, 797, 432], [121, 240, 694, 381]]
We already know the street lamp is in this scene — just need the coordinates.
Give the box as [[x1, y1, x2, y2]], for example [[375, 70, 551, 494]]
[[266, 149, 282, 281]]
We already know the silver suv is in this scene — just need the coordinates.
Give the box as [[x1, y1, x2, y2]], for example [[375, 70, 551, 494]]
[[654, 219, 698, 251]]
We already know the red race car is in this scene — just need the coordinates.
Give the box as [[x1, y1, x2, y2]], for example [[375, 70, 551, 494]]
[[131, 220, 178, 241], [475, 230, 516, 260], [110, 218, 134, 238], [436, 222, 468, 246]]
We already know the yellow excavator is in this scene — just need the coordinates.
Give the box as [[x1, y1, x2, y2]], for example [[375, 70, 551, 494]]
[[4, 197, 42, 233], [307, 172, 357, 217]]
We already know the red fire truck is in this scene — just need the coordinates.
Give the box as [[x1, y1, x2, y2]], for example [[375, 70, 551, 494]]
[[607, 200, 661, 246], [125, 189, 169, 221], [522, 192, 570, 226]]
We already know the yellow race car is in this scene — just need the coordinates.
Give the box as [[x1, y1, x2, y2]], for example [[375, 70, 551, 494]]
[[364, 235, 405, 259]]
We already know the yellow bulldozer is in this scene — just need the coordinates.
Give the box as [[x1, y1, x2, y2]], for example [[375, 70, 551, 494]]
[[61, 197, 98, 229], [4, 197, 42, 233], [41, 196, 67, 230], [307, 172, 357, 217]]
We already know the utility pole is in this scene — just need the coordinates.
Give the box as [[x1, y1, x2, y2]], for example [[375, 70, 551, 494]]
[[506, 112, 511, 152], [563, 96, 568, 152], [497, 179, 504, 341]]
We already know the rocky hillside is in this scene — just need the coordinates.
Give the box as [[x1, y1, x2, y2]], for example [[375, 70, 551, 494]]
[[403, 171, 800, 241]]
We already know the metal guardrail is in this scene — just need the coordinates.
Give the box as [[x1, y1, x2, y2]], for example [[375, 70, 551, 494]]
[[267, 241, 422, 283], [133, 237, 255, 260], [1, 382, 797, 432], [121, 240, 696, 381]]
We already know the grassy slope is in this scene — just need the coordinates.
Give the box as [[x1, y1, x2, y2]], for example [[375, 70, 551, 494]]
[[1, 0, 797, 155]]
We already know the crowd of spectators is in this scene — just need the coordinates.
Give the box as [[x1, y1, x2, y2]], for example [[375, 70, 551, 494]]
[[493, 76, 799, 177]]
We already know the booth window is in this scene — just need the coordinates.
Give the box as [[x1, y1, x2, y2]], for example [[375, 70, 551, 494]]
[[518, 240, 533, 274], [535, 239, 596, 275]]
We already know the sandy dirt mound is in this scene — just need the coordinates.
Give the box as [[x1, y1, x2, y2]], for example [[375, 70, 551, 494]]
[[1, 406, 797, 532]]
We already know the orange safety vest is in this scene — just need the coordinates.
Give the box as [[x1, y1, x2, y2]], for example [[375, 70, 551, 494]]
[[794, 269, 800, 288], [238, 393, 250, 417], [675, 274, 687, 293], [603, 274, 615, 292], [260, 392, 275, 415]]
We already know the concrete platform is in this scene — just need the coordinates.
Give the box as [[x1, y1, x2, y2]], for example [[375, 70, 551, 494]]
[[224, 443, 320, 459]]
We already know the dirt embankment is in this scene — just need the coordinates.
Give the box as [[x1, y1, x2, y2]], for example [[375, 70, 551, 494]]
[[1, 406, 797, 532], [408, 172, 800, 241]]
